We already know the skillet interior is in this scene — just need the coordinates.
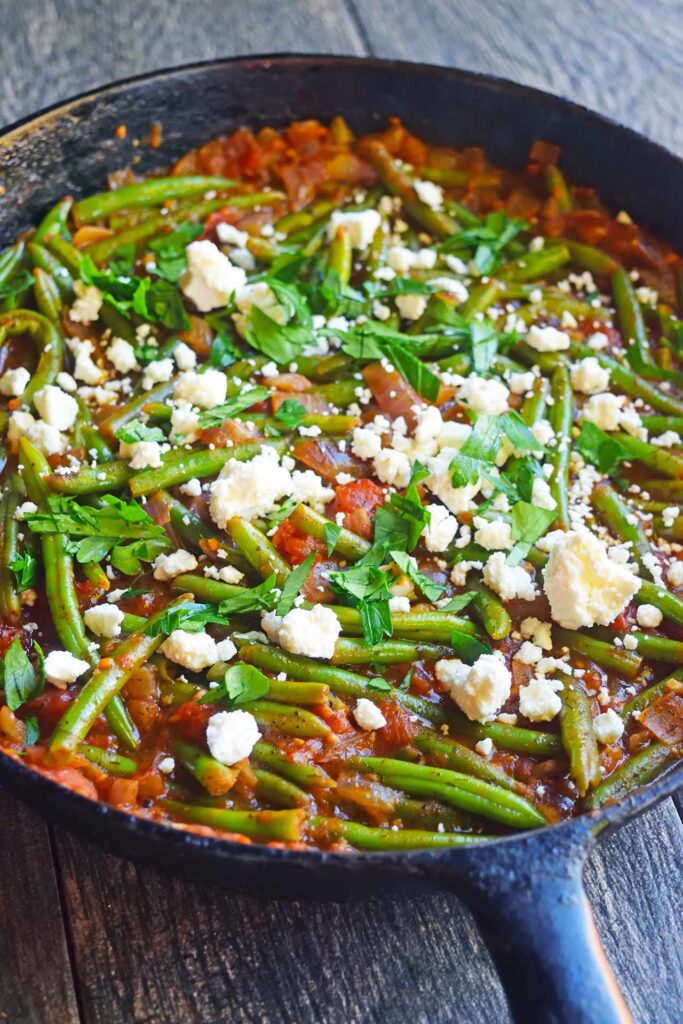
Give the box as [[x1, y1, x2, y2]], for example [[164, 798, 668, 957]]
[[0, 55, 681, 895]]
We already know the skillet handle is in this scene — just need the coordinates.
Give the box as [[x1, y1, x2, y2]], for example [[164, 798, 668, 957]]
[[430, 831, 633, 1024]]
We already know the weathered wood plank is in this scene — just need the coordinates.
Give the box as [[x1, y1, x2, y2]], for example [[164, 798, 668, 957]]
[[0, 0, 364, 128], [349, 0, 683, 155], [0, 793, 80, 1024], [51, 798, 682, 1024]]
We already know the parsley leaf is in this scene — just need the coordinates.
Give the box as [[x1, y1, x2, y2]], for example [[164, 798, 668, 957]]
[[81, 255, 189, 331], [276, 553, 315, 617], [245, 305, 311, 365], [328, 562, 393, 644], [374, 462, 429, 552], [367, 677, 393, 692], [2, 637, 42, 711], [25, 495, 166, 542], [200, 664, 271, 707], [323, 522, 342, 555], [330, 321, 440, 402], [217, 574, 279, 616], [450, 629, 492, 664], [114, 422, 166, 445], [9, 551, 38, 592], [148, 223, 203, 282], [440, 212, 528, 275], [470, 320, 500, 373], [390, 550, 445, 603], [197, 386, 272, 428], [206, 311, 242, 369], [449, 414, 500, 486], [24, 714, 40, 746], [439, 592, 476, 613], [575, 420, 654, 475], [274, 399, 307, 430], [508, 502, 557, 566], [145, 601, 229, 637], [499, 411, 543, 453]]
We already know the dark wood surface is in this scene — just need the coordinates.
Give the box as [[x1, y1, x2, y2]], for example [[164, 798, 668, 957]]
[[1, 2, 682, 1021]]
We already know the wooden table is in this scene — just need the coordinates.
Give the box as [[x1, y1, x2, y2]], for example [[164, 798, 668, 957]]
[[1, 2, 682, 1021]]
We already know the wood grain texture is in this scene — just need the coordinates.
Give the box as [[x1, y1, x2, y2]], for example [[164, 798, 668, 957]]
[[0, 793, 80, 1023], [0, 0, 364, 127], [349, 0, 683, 154], [46, 800, 681, 1024]]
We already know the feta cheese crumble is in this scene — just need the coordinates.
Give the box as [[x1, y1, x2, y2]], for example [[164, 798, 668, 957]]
[[206, 710, 260, 765], [353, 698, 387, 731]]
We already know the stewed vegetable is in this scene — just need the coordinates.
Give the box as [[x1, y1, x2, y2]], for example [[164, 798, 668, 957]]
[[0, 117, 681, 851]]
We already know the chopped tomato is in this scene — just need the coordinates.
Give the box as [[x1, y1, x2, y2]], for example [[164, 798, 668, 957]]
[[273, 519, 326, 566], [169, 700, 212, 744], [329, 478, 386, 539]]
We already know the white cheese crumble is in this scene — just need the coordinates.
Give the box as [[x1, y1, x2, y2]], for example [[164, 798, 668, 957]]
[[635, 603, 663, 628], [593, 708, 625, 745], [422, 503, 458, 553], [508, 371, 535, 395], [179, 477, 202, 497], [141, 357, 174, 392], [435, 652, 512, 723], [351, 426, 382, 461], [473, 517, 513, 551], [107, 337, 140, 374], [388, 595, 411, 613], [458, 376, 509, 416], [153, 549, 199, 580], [206, 709, 260, 765], [531, 476, 557, 511], [262, 604, 341, 660], [414, 179, 444, 210], [33, 385, 79, 431], [395, 293, 428, 321], [483, 552, 537, 601], [526, 325, 570, 352], [69, 282, 103, 324], [543, 529, 640, 629], [181, 240, 246, 312], [174, 369, 227, 409], [0, 366, 30, 396], [119, 440, 163, 470], [353, 698, 387, 731], [83, 603, 124, 638], [44, 650, 90, 686], [173, 341, 197, 371], [8, 410, 66, 456], [570, 357, 610, 395], [520, 617, 553, 651], [667, 562, 683, 587], [374, 448, 411, 488], [474, 738, 494, 757], [326, 209, 381, 250], [209, 447, 293, 528], [519, 676, 563, 722], [160, 629, 221, 671]]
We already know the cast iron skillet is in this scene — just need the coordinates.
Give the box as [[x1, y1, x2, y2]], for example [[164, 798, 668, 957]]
[[1, 55, 681, 1024]]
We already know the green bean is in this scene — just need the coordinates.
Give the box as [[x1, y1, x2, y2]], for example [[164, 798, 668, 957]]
[[266, 678, 330, 706], [621, 670, 683, 721], [468, 582, 512, 640], [81, 560, 110, 592], [44, 235, 84, 277], [612, 266, 653, 365], [129, 439, 288, 497], [309, 815, 489, 850], [520, 378, 548, 426], [637, 479, 683, 501], [549, 365, 572, 528], [79, 743, 137, 776], [641, 415, 683, 433], [415, 731, 519, 792], [48, 596, 189, 763], [328, 605, 477, 641], [459, 280, 502, 320], [105, 696, 141, 751], [583, 743, 676, 809], [254, 768, 310, 808], [240, 643, 563, 756], [34, 196, 73, 243], [245, 699, 332, 739], [569, 342, 683, 417], [553, 627, 642, 678], [32, 268, 62, 322], [163, 800, 304, 841], [617, 433, 683, 478], [0, 476, 21, 623], [362, 139, 459, 237], [313, 379, 359, 406], [99, 378, 175, 441], [551, 237, 619, 276], [276, 198, 338, 236], [175, 739, 237, 796], [0, 241, 26, 286], [227, 516, 290, 585], [80, 424, 115, 463], [560, 681, 600, 797], [332, 637, 452, 665], [100, 300, 137, 344], [327, 222, 352, 287], [545, 165, 572, 211], [653, 514, 683, 541], [0, 310, 63, 405], [356, 757, 545, 829], [636, 580, 683, 628], [252, 741, 334, 789], [27, 242, 74, 299], [498, 244, 570, 282], [627, 632, 683, 663], [289, 503, 370, 560], [74, 175, 238, 223], [591, 482, 654, 575], [46, 459, 133, 495], [171, 573, 246, 604]]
